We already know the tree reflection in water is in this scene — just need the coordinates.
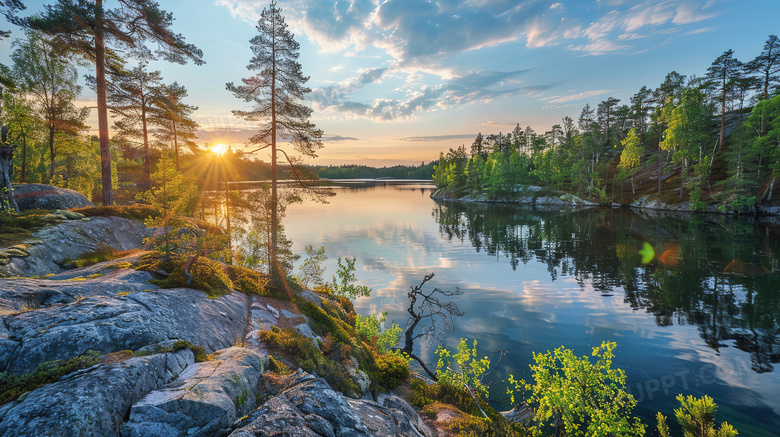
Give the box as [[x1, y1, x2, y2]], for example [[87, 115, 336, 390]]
[[432, 201, 780, 374]]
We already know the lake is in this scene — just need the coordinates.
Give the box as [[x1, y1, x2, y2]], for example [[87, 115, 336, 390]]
[[279, 181, 780, 435]]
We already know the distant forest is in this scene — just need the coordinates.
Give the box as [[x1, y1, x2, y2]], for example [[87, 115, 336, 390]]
[[311, 162, 435, 180], [434, 35, 780, 212]]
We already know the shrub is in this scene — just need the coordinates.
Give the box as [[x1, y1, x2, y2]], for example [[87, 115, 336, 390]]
[[522, 341, 645, 437], [258, 327, 359, 395], [144, 254, 233, 298], [375, 353, 409, 389], [172, 340, 209, 362], [294, 298, 352, 344]]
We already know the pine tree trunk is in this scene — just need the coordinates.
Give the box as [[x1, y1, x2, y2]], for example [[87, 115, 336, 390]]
[[269, 27, 281, 288], [48, 123, 55, 180], [95, 0, 113, 205], [0, 128, 19, 213], [141, 103, 151, 191]]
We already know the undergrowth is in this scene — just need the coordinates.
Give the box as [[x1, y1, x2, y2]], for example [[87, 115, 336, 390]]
[[0, 210, 49, 246], [0, 351, 101, 405], [73, 204, 158, 221], [411, 378, 526, 436], [259, 326, 360, 395]]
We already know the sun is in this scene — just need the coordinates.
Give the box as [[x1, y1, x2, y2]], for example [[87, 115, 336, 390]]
[[210, 143, 228, 157]]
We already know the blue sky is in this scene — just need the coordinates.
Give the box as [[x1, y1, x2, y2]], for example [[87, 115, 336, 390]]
[[4, 0, 780, 165]]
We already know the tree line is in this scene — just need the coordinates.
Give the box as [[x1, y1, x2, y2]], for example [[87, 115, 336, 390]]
[[312, 162, 435, 180], [434, 35, 780, 212]]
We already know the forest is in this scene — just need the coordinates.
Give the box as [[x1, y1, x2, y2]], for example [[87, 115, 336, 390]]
[[433, 35, 780, 213]]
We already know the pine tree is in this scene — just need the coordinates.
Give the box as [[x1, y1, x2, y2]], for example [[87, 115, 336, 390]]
[[105, 63, 165, 190], [226, 0, 323, 287], [27, 0, 203, 205], [746, 35, 780, 101], [153, 82, 199, 171], [706, 50, 743, 152]]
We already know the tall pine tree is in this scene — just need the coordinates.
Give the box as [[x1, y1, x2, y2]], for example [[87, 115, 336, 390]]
[[227, 0, 323, 288]]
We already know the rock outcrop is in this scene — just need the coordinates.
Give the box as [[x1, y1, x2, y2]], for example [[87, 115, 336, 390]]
[[122, 347, 265, 437], [0, 349, 195, 437], [0, 212, 430, 436], [431, 185, 596, 207], [12, 183, 93, 211], [230, 370, 433, 437], [0, 272, 248, 373], [1, 215, 153, 278]]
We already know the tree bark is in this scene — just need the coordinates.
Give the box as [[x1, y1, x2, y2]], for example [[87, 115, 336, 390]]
[[95, 0, 113, 205], [48, 123, 55, 180], [0, 127, 19, 213]]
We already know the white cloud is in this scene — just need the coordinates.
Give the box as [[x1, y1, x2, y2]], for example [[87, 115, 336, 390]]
[[542, 89, 615, 104], [214, 0, 723, 119]]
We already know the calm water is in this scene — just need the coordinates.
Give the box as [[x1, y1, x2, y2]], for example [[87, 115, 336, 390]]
[[280, 182, 780, 435]]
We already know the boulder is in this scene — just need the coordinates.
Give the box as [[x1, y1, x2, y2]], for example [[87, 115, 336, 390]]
[[230, 370, 432, 437], [122, 347, 265, 437], [12, 183, 93, 211], [0, 284, 249, 373], [1, 216, 153, 277], [0, 349, 194, 437]]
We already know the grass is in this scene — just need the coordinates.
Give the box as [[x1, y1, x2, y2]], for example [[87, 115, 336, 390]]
[[0, 351, 101, 405], [0, 210, 49, 247], [73, 204, 158, 221], [65, 248, 139, 269]]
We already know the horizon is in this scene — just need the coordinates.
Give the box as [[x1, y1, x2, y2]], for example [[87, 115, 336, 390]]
[[2, 0, 779, 166]]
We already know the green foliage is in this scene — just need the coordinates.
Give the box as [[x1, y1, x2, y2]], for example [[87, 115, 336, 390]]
[[522, 341, 645, 437], [172, 340, 209, 363], [657, 412, 671, 437], [330, 257, 371, 299], [144, 253, 233, 298], [410, 378, 524, 435], [297, 244, 327, 289], [435, 338, 491, 399], [259, 326, 359, 395], [673, 394, 739, 437], [294, 297, 353, 344], [0, 351, 100, 405], [355, 311, 401, 353], [267, 355, 292, 375], [137, 152, 200, 255], [618, 129, 643, 174], [375, 353, 409, 389]]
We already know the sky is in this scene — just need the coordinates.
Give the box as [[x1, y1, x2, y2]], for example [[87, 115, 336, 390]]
[[3, 0, 780, 166]]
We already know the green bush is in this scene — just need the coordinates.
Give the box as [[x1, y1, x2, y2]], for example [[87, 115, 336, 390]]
[[294, 298, 353, 344], [375, 353, 409, 389], [259, 326, 359, 395], [144, 254, 233, 298], [172, 340, 209, 362]]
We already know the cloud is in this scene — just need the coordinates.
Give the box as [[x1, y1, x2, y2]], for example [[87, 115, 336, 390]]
[[479, 121, 517, 128], [321, 134, 359, 142], [571, 0, 721, 55], [398, 134, 476, 142], [215, 0, 723, 120], [312, 68, 556, 121]]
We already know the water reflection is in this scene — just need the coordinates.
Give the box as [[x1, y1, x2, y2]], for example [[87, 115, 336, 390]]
[[432, 201, 780, 374]]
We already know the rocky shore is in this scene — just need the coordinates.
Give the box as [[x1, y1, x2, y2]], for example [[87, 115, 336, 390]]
[[0, 212, 433, 437]]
